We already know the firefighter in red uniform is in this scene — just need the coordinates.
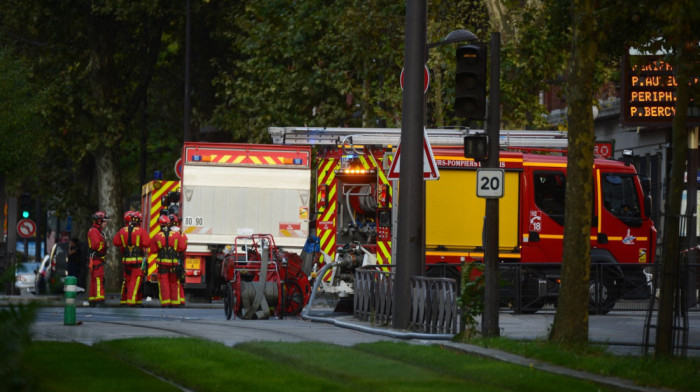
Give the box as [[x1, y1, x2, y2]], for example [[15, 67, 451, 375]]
[[150, 215, 187, 307], [113, 211, 150, 307], [168, 214, 188, 307], [87, 211, 109, 307]]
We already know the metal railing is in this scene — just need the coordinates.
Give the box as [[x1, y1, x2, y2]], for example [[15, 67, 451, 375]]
[[499, 263, 658, 314], [411, 276, 459, 334], [354, 266, 459, 334], [354, 267, 394, 326], [352, 260, 700, 337]]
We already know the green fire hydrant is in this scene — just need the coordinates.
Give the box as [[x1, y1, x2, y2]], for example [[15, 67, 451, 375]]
[[64, 276, 77, 325]]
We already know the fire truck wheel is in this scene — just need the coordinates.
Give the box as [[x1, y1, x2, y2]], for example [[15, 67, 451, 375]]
[[589, 279, 615, 315], [224, 284, 235, 320]]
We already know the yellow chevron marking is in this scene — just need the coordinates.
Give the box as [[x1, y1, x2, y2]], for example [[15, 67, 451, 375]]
[[377, 241, 391, 264]]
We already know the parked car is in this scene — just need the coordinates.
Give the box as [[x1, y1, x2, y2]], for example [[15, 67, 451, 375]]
[[14, 261, 40, 295], [35, 242, 69, 294]]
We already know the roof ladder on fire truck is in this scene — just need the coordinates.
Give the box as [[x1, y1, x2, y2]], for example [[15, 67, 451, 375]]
[[268, 127, 468, 147], [498, 130, 569, 150], [269, 126, 570, 150]]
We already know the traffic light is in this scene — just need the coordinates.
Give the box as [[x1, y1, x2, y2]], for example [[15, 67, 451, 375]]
[[455, 44, 487, 120], [464, 134, 488, 162], [19, 193, 33, 219]]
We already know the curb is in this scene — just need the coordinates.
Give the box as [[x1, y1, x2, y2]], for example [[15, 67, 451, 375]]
[[304, 313, 666, 392]]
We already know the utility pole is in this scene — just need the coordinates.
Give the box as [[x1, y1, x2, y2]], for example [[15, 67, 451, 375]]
[[184, 0, 192, 142], [687, 127, 698, 307], [393, 0, 427, 329], [481, 32, 501, 337]]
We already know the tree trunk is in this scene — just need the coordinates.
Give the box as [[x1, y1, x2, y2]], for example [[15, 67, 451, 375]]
[[482, 0, 515, 42], [655, 50, 691, 358], [549, 0, 597, 345], [0, 174, 6, 270], [94, 148, 122, 292]]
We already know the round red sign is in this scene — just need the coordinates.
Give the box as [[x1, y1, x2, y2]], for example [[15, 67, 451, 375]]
[[174, 158, 183, 179], [400, 65, 430, 93], [17, 219, 36, 238]]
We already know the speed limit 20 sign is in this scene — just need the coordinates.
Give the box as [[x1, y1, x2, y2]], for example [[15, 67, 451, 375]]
[[476, 169, 504, 198]]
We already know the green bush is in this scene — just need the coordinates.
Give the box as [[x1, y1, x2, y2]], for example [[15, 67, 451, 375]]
[[0, 266, 37, 392], [456, 261, 485, 340]]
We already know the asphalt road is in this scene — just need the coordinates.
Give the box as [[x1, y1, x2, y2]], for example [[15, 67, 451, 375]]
[[4, 288, 699, 357], [21, 294, 700, 358]]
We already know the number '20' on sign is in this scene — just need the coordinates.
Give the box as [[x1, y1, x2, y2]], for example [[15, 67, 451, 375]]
[[476, 169, 504, 199]]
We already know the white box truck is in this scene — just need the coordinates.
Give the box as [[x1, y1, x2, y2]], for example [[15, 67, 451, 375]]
[[179, 142, 312, 299]]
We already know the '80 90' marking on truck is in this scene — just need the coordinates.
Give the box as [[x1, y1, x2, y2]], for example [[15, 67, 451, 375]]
[[184, 216, 204, 226]]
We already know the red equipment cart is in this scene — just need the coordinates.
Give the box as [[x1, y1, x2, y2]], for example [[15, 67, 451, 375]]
[[221, 234, 311, 320]]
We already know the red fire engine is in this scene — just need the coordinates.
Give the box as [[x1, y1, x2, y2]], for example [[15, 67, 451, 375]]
[[269, 127, 656, 313]]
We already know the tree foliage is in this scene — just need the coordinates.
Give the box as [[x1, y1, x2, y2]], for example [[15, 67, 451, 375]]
[[0, 1, 186, 289], [0, 48, 47, 192], [212, 0, 407, 139]]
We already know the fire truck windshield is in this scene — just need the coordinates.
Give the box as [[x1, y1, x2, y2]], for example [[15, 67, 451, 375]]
[[602, 174, 641, 221], [534, 171, 566, 225]]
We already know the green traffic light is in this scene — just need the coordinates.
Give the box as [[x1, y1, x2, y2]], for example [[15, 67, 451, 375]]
[[22, 211, 29, 219]]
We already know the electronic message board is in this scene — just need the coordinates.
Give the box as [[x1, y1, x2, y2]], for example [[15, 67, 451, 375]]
[[622, 53, 699, 126]]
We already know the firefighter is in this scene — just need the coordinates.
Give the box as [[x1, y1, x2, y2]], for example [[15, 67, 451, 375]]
[[168, 214, 188, 307], [150, 215, 186, 307], [87, 211, 109, 307], [113, 210, 150, 307]]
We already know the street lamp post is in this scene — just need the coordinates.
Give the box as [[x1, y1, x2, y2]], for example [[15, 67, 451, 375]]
[[184, 0, 192, 142]]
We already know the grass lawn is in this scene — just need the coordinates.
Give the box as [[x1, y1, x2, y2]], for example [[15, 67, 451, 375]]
[[19, 341, 180, 392], [467, 337, 700, 392], [18, 338, 615, 392]]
